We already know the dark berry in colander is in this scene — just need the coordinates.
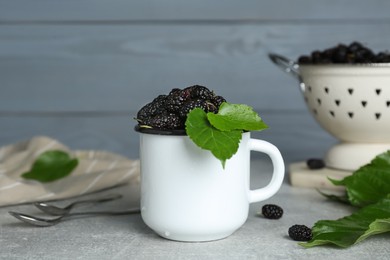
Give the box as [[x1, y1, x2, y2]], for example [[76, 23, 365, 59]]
[[375, 52, 390, 63], [136, 85, 226, 130], [297, 42, 390, 64]]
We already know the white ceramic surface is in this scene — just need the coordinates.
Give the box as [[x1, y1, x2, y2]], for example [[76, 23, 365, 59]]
[[138, 132, 284, 242], [299, 65, 390, 170]]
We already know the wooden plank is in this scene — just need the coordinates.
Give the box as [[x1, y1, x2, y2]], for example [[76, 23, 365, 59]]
[[0, 111, 336, 164], [1, 24, 390, 112], [289, 162, 350, 190], [1, 0, 390, 21]]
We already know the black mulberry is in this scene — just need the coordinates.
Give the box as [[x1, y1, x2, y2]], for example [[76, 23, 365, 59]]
[[136, 95, 168, 122], [261, 204, 283, 219], [135, 85, 226, 130], [179, 99, 217, 119], [212, 95, 227, 107], [306, 158, 325, 169], [288, 225, 313, 241], [165, 89, 192, 112], [185, 85, 215, 100], [141, 112, 184, 130], [297, 42, 390, 64]]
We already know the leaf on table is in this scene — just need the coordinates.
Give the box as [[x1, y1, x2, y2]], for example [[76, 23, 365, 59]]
[[207, 103, 268, 131], [22, 150, 79, 182], [328, 150, 390, 207], [317, 189, 350, 205], [300, 195, 390, 248], [185, 108, 242, 168]]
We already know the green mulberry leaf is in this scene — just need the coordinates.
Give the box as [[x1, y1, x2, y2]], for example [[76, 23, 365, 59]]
[[207, 103, 268, 131], [300, 195, 390, 248], [328, 151, 390, 207], [22, 150, 78, 183], [185, 108, 242, 168]]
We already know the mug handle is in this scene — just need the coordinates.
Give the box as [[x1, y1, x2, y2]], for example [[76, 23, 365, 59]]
[[247, 139, 285, 203]]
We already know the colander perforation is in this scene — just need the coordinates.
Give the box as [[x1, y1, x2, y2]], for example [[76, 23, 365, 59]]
[[307, 86, 389, 122]]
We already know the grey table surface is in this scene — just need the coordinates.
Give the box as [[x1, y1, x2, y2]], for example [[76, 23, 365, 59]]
[[1, 159, 389, 260], [2, 1, 390, 259]]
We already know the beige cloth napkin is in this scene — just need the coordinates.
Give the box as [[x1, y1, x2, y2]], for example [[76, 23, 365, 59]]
[[0, 136, 140, 207]]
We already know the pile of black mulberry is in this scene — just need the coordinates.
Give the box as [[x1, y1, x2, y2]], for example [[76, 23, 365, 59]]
[[298, 42, 390, 64], [136, 85, 226, 130]]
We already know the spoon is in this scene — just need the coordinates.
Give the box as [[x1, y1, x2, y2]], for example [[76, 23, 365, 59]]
[[34, 194, 123, 215], [8, 208, 141, 227]]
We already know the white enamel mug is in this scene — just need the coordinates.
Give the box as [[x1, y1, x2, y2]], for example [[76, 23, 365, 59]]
[[137, 130, 285, 242]]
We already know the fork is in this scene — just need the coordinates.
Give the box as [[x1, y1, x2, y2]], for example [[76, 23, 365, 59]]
[[9, 208, 141, 227]]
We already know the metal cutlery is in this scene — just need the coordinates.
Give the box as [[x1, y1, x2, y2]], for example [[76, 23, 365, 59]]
[[8, 193, 140, 226], [9, 208, 141, 227], [33, 193, 123, 215]]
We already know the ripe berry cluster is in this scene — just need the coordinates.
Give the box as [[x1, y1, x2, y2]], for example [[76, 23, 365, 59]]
[[136, 85, 226, 130], [298, 42, 390, 64]]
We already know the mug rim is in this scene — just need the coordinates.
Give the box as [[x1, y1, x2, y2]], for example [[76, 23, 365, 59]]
[[135, 125, 250, 136], [134, 125, 187, 136]]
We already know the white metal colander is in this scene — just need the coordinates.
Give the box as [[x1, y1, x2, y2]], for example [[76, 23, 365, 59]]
[[270, 54, 390, 171]]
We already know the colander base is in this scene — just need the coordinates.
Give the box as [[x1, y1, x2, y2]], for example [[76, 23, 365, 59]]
[[324, 142, 390, 171]]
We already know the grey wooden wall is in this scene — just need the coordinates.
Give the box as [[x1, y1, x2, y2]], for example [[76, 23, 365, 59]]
[[1, 1, 390, 164]]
